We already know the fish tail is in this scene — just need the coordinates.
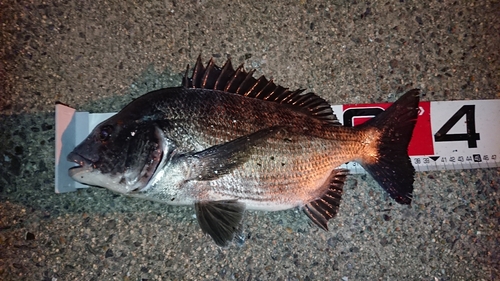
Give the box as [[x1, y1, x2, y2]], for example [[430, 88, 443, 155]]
[[358, 89, 420, 204]]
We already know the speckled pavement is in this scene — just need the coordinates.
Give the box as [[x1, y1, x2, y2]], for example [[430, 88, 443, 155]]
[[1, 0, 499, 280]]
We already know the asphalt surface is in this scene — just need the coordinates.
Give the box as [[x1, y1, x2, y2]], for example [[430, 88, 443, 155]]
[[1, 0, 499, 280]]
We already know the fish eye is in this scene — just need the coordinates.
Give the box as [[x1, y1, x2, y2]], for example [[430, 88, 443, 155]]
[[98, 125, 113, 141]]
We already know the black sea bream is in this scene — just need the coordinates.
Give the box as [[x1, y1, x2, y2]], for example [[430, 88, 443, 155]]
[[68, 57, 420, 246]]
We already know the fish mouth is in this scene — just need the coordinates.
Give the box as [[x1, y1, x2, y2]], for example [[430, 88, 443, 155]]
[[67, 151, 94, 177]]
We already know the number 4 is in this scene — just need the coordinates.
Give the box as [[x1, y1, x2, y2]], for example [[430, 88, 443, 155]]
[[434, 105, 480, 148]]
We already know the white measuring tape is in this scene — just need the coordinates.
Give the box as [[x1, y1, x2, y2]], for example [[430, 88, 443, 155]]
[[55, 98, 500, 192]]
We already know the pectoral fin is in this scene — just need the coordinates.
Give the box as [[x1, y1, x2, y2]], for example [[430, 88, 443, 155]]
[[186, 127, 282, 180], [195, 200, 246, 247]]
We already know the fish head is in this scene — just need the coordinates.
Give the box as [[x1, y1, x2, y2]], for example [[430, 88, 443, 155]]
[[67, 117, 169, 195]]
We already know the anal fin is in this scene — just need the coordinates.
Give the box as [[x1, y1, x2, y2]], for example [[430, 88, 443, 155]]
[[303, 169, 348, 231], [195, 200, 245, 247]]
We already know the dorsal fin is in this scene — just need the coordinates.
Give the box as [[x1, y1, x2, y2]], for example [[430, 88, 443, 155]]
[[182, 56, 340, 125]]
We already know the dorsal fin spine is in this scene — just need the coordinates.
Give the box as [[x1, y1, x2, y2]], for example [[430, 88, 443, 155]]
[[202, 59, 216, 88], [237, 69, 256, 96], [215, 59, 232, 90], [225, 65, 244, 93], [282, 89, 304, 103], [259, 80, 277, 100], [252, 76, 268, 98], [269, 86, 288, 101], [192, 56, 205, 88], [281, 91, 295, 103], [291, 93, 312, 105], [245, 76, 265, 98], [184, 57, 340, 125]]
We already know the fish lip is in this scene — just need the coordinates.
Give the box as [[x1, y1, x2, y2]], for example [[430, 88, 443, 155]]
[[67, 151, 94, 176]]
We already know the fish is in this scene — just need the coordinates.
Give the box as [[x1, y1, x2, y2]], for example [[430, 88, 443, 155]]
[[67, 56, 420, 246]]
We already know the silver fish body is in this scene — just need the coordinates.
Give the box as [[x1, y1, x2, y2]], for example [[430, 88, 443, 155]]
[[68, 57, 420, 246], [128, 88, 378, 207]]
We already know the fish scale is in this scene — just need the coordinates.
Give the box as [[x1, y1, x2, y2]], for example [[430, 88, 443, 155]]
[[165, 127, 367, 204]]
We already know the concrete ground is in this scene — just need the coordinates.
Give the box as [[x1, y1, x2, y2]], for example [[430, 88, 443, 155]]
[[1, 0, 499, 280]]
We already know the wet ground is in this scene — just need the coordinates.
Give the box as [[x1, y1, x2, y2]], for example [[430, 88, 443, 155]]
[[1, 0, 499, 280]]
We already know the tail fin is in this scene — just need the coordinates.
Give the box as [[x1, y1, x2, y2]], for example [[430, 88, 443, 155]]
[[360, 89, 420, 205]]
